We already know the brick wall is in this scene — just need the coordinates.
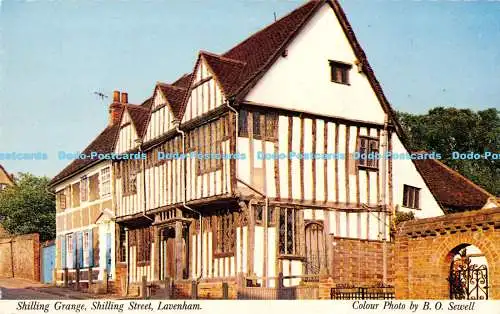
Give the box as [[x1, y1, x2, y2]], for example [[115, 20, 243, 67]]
[[395, 207, 500, 299], [331, 237, 394, 287], [198, 281, 237, 299], [114, 263, 128, 296], [0, 233, 40, 281], [172, 281, 192, 299]]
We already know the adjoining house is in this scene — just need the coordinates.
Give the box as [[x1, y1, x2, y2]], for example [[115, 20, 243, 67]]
[[0, 164, 14, 192], [413, 157, 498, 213], [50, 0, 497, 298], [48, 96, 127, 293], [110, 0, 449, 297], [0, 164, 15, 237]]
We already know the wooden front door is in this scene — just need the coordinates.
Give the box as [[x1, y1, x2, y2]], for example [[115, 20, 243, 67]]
[[161, 226, 190, 280], [162, 228, 176, 280]]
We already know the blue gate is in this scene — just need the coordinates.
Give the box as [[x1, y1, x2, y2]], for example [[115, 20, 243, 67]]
[[41, 242, 56, 284]]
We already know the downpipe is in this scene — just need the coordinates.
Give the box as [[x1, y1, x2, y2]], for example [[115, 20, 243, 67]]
[[380, 116, 389, 285], [174, 121, 203, 282], [136, 140, 153, 223]]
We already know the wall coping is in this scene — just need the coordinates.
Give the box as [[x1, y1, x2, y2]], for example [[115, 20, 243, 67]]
[[397, 207, 500, 238], [0, 232, 40, 243]]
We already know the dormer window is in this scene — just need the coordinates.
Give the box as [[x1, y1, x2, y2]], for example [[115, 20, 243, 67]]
[[329, 60, 351, 85]]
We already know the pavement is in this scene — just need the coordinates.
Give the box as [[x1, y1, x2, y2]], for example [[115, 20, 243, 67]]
[[0, 277, 120, 300]]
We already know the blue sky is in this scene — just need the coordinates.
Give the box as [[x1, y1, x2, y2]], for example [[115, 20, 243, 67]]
[[0, 0, 499, 178]]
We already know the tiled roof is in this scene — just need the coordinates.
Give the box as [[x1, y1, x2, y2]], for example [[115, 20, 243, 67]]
[[140, 97, 153, 109], [201, 52, 246, 96], [413, 157, 493, 211], [48, 0, 350, 186], [49, 0, 412, 188], [157, 83, 188, 120], [221, 0, 321, 99], [0, 164, 14, 185], [49, 119, 122, 186], [172, 73, 192, 89], [126, 104, 150, 138]]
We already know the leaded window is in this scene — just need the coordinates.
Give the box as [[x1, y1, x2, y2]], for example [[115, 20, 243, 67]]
[[358, 136, 379, 169], [123, 162, 137, 195], [215, 211, 235, 255], [239, 110, 278, 140], [137, 228, 152, 264], [279, 208, 299, 255]]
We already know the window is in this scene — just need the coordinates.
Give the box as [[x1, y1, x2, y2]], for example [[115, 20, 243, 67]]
[[357, 136, 379, 169], [403, 185, 420, 209], [253, 112, 261, 138], [214, 211, 235, 256], [80, 176, 88, 202], [238, 109, 248, 137], [123, 162, 137, 195], [195, 121, 223, 175], [254, 205, 263, 224], [238, 110, 278, 140], [268, 206, 275, 226], [100, 167, 111, 197], [88, 174, 99, 201], [72, 182, 80, 207], [329, 60, 351, 85], [57, 190, 67, 210], [0, 183, 7, 191], [279, 208, 300, 256], [119, 225, 127, 263], [66, 233, 74, 269], [136, 228, 152, 264], [254, 205, 276, 226]]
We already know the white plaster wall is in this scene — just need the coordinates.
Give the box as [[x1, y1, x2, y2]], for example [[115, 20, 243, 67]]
[[245, 4, 386, 123], [391, 135, 444, 218]]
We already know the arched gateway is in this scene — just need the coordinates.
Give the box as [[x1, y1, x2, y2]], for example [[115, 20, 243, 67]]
[[395, 207, 499, 299], [448, 244, 488, 299]]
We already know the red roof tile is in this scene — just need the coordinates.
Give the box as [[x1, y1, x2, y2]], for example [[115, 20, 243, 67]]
[[201, 51, 246, 96], [413, 158, 493, 211], [0, 164, 15, 185], [50, 121, 122, 186], [157, 83, 188, 120], [172, 0, 322, 118], [125, 104, 150, 138]]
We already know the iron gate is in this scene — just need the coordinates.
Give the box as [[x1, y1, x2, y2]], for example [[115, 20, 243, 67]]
[[449, 255, 488, 300]]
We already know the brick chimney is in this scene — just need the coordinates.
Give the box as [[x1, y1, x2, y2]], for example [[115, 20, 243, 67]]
[[121, 92, 128, 104], [108, 90, 124, 126]]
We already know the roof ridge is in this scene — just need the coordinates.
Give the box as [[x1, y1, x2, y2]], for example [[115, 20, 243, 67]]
[[200, 50, 247, 65], [431, 158, 494, 198], [0, 164, 14, 184], [172, 73, 191, 86], [157, 82, 187, 90], [126, 104, 149, 111], [223, 0, 323, 58]]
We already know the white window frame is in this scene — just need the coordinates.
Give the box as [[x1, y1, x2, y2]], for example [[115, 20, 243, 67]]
[[100, 167, 111, 198], [66, 233, 73, 269]]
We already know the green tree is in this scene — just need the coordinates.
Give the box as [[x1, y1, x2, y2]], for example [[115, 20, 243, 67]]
[[0, 173, 55, 241], [397, 107, 500, 195]]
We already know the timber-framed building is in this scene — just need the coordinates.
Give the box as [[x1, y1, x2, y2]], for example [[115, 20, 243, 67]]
[[51, 0, 496, 298]]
